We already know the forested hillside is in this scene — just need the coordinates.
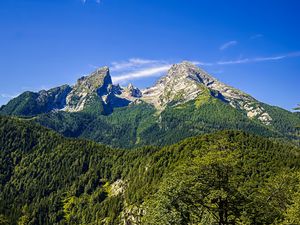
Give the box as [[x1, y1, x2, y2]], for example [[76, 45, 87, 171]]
[[1, 115, 300, 224], [35, 94, 300, 148]]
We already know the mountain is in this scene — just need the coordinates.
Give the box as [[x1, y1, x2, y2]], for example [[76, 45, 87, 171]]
[[1, 61, 299, 147], [0, 67, 142, 116], [0, 85, 72, 116], [1, 115, 300, 224], [142, 61, 272, 124]]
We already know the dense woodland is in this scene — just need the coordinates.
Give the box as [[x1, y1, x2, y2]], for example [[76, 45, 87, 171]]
[[1, 115, 300, 224]]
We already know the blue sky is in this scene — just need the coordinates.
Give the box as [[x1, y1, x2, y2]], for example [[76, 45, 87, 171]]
[[0, 0, 299, 110]]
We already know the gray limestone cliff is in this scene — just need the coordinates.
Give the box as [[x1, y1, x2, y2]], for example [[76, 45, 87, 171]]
[[141, 61, 272, 125]]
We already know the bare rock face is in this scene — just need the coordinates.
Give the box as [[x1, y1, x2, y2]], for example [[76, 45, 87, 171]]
[[64, 67, 112, 112], [63, 67, 142, 113], [37, 85, 72, 111], [142, 62, 205, 108], [115, 83, 142, 102], [141, 61, 272, 125], [110, 179, 126, 197], [0, 84, 72, 116]]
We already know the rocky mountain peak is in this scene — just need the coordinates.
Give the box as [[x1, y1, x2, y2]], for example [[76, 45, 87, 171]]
[[127, 83, 134, 90], [63, 66, 112, 112], [166, 61, 216, 86], [0, 62, 273, 125], [141, 61, 273, 125], [76, 66, 112, 92], [114, 83, 142, 103], [126, 83, 142, 98], [142, 61, 209, 109]]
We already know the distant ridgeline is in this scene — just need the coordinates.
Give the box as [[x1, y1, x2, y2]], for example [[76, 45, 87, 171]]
[[1, 62, 299, 148], [1, 115, 300, 224]]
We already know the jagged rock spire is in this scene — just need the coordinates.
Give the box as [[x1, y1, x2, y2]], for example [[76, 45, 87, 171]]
[[64, 66, 112, 112]]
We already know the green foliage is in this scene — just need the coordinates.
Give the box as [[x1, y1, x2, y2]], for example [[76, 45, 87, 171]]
[[0, 86, 71, 116], [33, 97, 300, 149], [281, 192, 300, 225], [1, 89, 299, 149], [194, 86, 214, 108], [126, 131, 300, 224], [2, 116, 300, 224], [35, 103, 157, 148], [0, 116, 126, 224], [262, 103, 300, 140], [0, 215, 9, 225]]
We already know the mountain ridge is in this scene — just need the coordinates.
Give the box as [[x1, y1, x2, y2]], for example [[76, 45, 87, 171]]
[[0, 61, 273, 125], [1, 61, 299, 148]]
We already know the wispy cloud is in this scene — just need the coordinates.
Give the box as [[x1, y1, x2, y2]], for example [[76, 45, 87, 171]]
[[191, 61, 213, 66], [220, 40, 238, 51], [110, 51, 300, 83], [217, 58, 249, 65], [250, 34, 264, 39], [217, 51, 300, 65], [111, 58, 171, 83], [112, 65, 172, 83], [0, 93, 17, 99], [81, 0, 101, 4], [110, 58, 164, 72]]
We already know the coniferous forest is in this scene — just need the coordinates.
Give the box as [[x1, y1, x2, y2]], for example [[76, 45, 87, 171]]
[[1, 1, 300, 224], [1, 115, 300, 224]]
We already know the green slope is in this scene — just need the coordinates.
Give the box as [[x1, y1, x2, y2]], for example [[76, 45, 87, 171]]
[[0, 85, 71, 116], [1, 84, 299, 149], [35, 94, 300, 148], [1, 115, 300, 224]]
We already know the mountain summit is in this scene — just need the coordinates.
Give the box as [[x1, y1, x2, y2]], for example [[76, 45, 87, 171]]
[[0, 61, 286, 125], [64, 66, 112, 112], [142, 61, 272, 125]]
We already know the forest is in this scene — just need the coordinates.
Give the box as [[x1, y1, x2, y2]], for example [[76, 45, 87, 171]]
[[1, 115, 300, 224]]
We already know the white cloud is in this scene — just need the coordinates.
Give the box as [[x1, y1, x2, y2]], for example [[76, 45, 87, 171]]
[[110, 58, 163, 71], [253, 55, 286, 62], [112, 65, 171, 83], [110, 58, 171, 83], [217, 51, 300, 65], [220, 40, 238, 51], [191, 61, 213, 66], [217, 58, 250, 65], [109, 51, 300, 83], [0, 93, 17, 99]]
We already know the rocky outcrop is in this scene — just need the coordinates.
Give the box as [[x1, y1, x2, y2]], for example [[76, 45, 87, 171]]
[[62, 67, 143, 113], [141, 62, 204, 108], [37, 85, 72, 111], [0, 84, 72, 116], [115, 83, 142, 102], [122, 204, 144, 225], [141, 61, 273, 125], [63, 67, 112, 112], [110, 180, 125, 196]]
